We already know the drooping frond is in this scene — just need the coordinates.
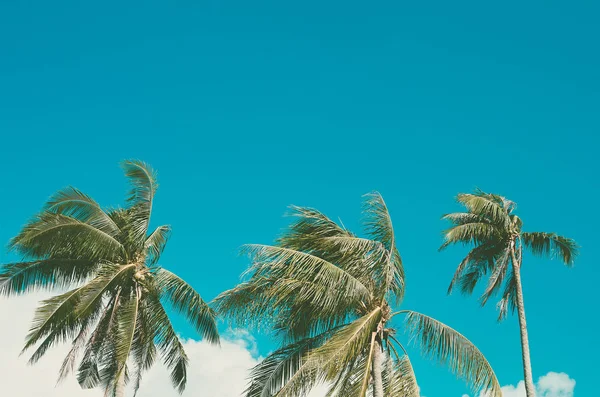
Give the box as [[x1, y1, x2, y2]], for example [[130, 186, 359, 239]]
[[383, 354, 419, 397], [308, 307, 382, 380], [22, 287, 86, 361], [496, 267, 518, 322], [446, 243, 502, 295], [145, 294, 189, 393], [145, 225, 171, 265], [10, 213, 125, 262], [45, 186, 121, 236], [479, 248, 511, 306], [0, 259, 97, 296], [156, 269, 219, 344], [326, 354, 368, 397], [244, 330, 333, 397], [272, 309, 382, 397], [403, 311, 502, 397], [77, 293, 122, 390], [110, 291, 140, 395], [521, 232, 578, 266], [130, 298, 158, 396]]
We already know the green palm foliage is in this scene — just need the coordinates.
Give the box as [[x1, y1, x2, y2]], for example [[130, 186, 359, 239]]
[[216, 193, 502, 397], [0, 160, 219, 397], [441, 189, 578, 396]]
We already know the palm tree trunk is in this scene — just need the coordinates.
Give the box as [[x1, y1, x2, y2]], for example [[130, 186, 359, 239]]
[[372, 338, 384, 397], [511, 245, 536, 397]]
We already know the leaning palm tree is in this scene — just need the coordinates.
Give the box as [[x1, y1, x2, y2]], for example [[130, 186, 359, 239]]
[[440, 189, 578, 397], [216, 193, 502, 397], [0, 160, 219, 397]]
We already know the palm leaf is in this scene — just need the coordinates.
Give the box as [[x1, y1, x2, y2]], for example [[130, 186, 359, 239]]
[[403, 311, 501, 397], [521, 232, 578, 266], [156, 269, 219, 344]]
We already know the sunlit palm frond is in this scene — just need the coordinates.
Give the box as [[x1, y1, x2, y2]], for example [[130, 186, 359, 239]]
[[383, 354, 419, 397], [0, 259, 97, 296], [109, 291, 140, 396], [156, 269, 219, 344], [446, 244, 501, 295], [480, 248, 511, 306], [145, 294, 189, 393], [242, 244, 372, 302], [403, 311, 502, 397], [521, 232, 578, 266], [213, 278, 274, 328], [362, 192, 405, 303], [306, 307, 382, 381], [145, 225, 171, 265], [45, 186, 121, 235], [441, 222, 502, 250], [496, 267, 518, 322], [10, 213, 126, 261], [245, 330, 333, 397], [456, 192, 510, 226], [442, 212, 490, 227], [121, 160, 157, 243], [22, 287, 86, 362]]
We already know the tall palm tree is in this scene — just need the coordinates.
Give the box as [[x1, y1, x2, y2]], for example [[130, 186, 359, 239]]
[[216, 193, 502, 397], [440, 189, 578, 397], [0, 160, 219, 397]]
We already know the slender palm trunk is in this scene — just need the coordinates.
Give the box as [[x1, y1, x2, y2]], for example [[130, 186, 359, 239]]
[[511, 245, 536, 397], [372, 338, 384, 397]]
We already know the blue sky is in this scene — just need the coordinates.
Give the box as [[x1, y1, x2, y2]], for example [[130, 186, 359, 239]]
[[0, 1, 597, 396]]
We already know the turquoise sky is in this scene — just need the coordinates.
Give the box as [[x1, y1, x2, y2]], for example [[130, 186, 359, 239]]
[[0, 1, 597, 396]]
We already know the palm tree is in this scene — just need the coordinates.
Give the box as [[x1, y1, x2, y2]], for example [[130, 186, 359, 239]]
[[440, 189, 578, 397], [0, 160, 219, 397], [216, 193, 502, 397]]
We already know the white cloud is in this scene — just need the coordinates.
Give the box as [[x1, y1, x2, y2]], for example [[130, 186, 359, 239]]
[[0, 293, 261, 397], [472, 371, 576, 397], [0, 293, 576, 397]]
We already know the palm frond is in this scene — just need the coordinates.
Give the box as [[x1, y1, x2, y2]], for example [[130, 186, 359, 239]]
[[521, 232, 578, 266], [111, 291, 140, 394], [441, 223, 502, 250], [496, 267, 518, 322], [309, 307, 382, 380], [403, 311, 502, 397], [156, 269, 219, 344], [242, 244, 371, 303], [447, 244, 501, 295], [383, 354, 419, 397], [0, 259, 97, 296], [456, 192, 510, 226], [244, 330, 333, 397], [145, 294, 189, 393], [363, 192, 405, 302], [10, 213, 125, 261], [479, 248, 511, 306], [22, 287, 86, 361], [145, 225, 171, 265], [45, 186, 121, 236], [121, 160, 157, 243]]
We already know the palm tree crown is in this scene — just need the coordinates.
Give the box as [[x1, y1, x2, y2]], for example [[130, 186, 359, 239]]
[[0, 160, 219, 397], [441, 189, 578, 320], [216, 192, 502, 397]]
